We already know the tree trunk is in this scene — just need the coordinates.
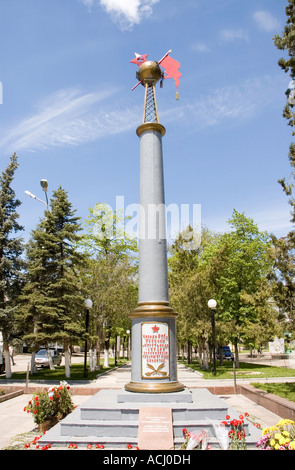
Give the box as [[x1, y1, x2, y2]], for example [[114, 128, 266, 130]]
[[218, 344, 224, 366], [234, 341, 239, 368], [104, 338, 110, 367], [46, 346, 55, 370], [30, 351, 37, 374], [64, 341, 71, 378], [89, 348, 96, 371], [3, 337, 11, 379]]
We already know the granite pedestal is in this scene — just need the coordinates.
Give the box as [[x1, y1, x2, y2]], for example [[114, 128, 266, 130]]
[[38, 387, 261, 449]]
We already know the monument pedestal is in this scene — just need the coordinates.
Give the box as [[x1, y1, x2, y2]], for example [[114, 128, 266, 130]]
[[38, 387, 262, 449], [125, 302, 185, 394]]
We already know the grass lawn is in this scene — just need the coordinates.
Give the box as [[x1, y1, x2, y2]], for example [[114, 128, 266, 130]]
[[0, 358, 128, 381], [181, 359, 295, 380], [251, 382, 295, 403]]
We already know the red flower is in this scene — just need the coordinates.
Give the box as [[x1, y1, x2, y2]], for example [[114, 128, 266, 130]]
[[127, 444, 133, 449], [34, 410, 37, 414], [239, 414, 244, 420], [244, 412, 249, 417], [34, 396, 39, 401], [226, 415, 230, 420], [182, 428, 187, 435]]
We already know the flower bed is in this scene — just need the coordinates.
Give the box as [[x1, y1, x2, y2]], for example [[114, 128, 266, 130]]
[[24, 381, 75, 429], [180, 414, 295, 450]]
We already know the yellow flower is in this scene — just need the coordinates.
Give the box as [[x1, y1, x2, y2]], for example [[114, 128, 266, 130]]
[[275, 444, 280, 450], [282, 431, 290, 437], [274, 433, 282, 440], [289, 441, 295, 450], [279, 437, 286, 446], [270, 439, 276, 447]]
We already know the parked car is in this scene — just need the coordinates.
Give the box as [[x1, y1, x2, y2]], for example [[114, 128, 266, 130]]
[[35, 349, 62, 368], [216, 346, 234, 361]]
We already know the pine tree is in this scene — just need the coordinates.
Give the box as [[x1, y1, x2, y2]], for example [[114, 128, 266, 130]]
[[0, 153, 24, 378], [19, 187, 85, 377]]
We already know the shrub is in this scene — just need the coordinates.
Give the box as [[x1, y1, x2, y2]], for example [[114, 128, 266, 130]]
[[24, 381, 75, 425]]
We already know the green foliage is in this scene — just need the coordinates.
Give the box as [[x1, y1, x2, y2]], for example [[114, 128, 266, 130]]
[[170, 211, 276, 364], [78, 203, 138, 348], [18, 187, 85, 351], [0, 153, 25, 379], [272, 0, 295, 333]]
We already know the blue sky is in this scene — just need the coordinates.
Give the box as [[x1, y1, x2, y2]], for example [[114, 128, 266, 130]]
[[0, 0, 293, 242]]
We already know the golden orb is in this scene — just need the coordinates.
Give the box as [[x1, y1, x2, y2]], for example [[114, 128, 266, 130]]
[[137, 61, 163, 86]]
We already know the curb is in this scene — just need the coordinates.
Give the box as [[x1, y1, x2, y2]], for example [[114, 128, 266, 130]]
[[0, 390, 23, 403], [239, 384, 295, 421]]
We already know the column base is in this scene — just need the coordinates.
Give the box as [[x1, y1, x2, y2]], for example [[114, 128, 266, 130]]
[[125, 381, 185, 394]]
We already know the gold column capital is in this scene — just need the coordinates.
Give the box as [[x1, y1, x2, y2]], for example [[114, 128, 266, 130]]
[[136, 122, 166, 137]]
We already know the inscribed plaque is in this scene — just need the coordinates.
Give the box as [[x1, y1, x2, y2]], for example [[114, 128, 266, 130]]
[[141, 322, 170, 379], [138, 407, 174, 450]]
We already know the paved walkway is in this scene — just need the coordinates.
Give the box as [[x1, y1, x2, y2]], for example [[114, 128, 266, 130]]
[[1, 355, 294, 449]]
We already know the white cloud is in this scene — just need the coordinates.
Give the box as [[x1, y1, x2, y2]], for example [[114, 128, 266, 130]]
[[0, 87, 139, 153], [254, 10, 280, 32], [220, 28, 249, 43], [96, 0, 159, 31]]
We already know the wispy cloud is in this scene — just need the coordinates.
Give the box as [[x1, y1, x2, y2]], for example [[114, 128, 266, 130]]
[[0, 75, 282, 154], [163, 76, 279, 129], [0, 87, 139, 153], [82, 0, 160, 31], [219, 28, 249, 43], [191, 42, 210, 53], [253, 10, 280, 32]]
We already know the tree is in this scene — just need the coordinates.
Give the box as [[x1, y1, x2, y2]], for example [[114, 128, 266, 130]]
[[169, 226, 221, 368], [19, 187, 85, 377], [273, 0, 295, 224], [272, 1, 295, 332], [210, 210, 273, 366], [0, 153, 24, 378], [79, 203, 138, 368]]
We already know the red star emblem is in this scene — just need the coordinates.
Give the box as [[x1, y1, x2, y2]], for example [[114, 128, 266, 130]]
[[130, 52, 148, 67], [152, 325, 159, 333]]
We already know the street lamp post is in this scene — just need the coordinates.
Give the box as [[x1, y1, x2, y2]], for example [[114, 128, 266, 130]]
[[25, 179, 49, 209], [84, 299, 93, 378], [40, 179, 49, 208], [208, 299, 217, 376], [126, 329, 130, 360]]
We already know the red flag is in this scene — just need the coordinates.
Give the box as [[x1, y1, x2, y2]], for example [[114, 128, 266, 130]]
[[160, 55, 181, 90]]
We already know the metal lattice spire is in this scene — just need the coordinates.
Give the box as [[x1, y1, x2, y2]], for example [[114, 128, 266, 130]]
[[143, 84, 159, 123]]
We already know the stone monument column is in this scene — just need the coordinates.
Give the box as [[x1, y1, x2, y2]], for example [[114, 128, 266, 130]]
[[125, 60, 184, 393]]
